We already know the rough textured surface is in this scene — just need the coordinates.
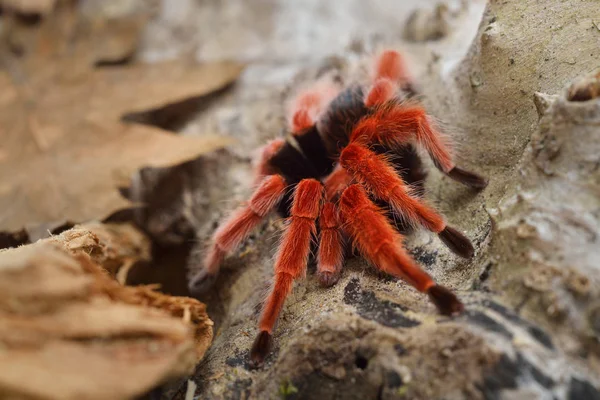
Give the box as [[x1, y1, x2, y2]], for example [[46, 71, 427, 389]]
[[126, 0, 600, 399], [491, 77, 600, 366], [0, 225, 213, 400]]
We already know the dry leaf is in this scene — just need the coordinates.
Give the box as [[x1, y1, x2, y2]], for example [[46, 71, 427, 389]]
[[0, 4, 242, 232], [0, 225, 213, 400]]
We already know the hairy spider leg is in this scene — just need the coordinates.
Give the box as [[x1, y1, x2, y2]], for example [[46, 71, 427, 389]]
[[340, 143, 474, 258], [317, 202, 344, 287], [289, 83, 339, 133], [364, 78, 398, 107], [350, 103, 488, 189], [364, 49, 414, 107], [253, 138, 286, 184], [250, 179, 324, 367], [323, 165, 353, 201], [339, 184, 464, 316], [188, 174, 287, 293], [374, 49, 418, 98], [373, 50, 412, 83]]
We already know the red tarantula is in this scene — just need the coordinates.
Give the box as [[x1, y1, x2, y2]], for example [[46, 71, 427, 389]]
[[190, 50, 487, 367]]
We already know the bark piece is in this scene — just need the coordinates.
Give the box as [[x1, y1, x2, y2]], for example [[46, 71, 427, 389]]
[[0, 226, 213, 400]]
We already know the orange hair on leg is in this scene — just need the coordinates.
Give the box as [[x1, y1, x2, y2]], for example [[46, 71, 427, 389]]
[[340, 143, 445, 232], [414, 113, 455, 173], [365, 50, 412, 108], [339, 184, 433, 291], [253, 138, 285, 183], [191, 175, 287, 294], [364, 78, 398, 107], [416, 114, 488, 188], [373, 50, 411, 85], [340, 143, 474, 258], [289, 83, 339, 133], [317, 202, 344, 287], [349, 104, 421, 146], [339, 184, 463, 315], [323, 165, 353, 201], [250, 179, 324, 367], [349, 104, 487, 189], [349, 104, 453, 170]]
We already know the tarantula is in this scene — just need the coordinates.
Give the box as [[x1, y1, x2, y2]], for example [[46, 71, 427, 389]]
[[190, 50, 487, 367]]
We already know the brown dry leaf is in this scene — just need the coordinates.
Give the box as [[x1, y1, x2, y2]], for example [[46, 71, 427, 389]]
[[0, 4, 242, 232], [0, 225, 213, 400]]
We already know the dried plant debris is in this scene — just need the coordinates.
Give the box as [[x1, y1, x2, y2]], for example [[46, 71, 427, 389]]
[[0, 2, 242, 233], [0, 225, 213, 400], [71, 221, 152, 280]]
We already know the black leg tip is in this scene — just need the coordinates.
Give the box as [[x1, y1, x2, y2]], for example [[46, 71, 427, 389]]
[[249, 331, 272, 369], [427, 285, 464, 316], [438, 226, 475, 259], [448, 167, 488, 190], [188, 269, 218, 295], [318, 271, 341, 287]]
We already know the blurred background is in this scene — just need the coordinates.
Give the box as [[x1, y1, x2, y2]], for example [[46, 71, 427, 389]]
[[4, 1, 599, 400]]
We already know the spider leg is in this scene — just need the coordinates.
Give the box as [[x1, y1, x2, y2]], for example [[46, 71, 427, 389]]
[[365, 49, 417, 107], [365, 49, 415, 107], [188, 174, 287, 294], [414, 112, 488, 189], [350, 104, 487, 189], [317, 202, 344, 287], [323, 164, 353, 201], [372, 49, 413, 89], [253, 138, 285, 184], [289, 83, 339, 133], [364, 78, 398, 107], [250, 179, 324, 367], [339, 184, 464, 316], [340, 143, 474, 258]]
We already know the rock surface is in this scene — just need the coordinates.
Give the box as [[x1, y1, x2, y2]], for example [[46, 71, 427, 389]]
[[130, 0, 600, 398]]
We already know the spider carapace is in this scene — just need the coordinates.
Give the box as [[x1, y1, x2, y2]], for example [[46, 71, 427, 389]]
[[190, 50, 488, 367]]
